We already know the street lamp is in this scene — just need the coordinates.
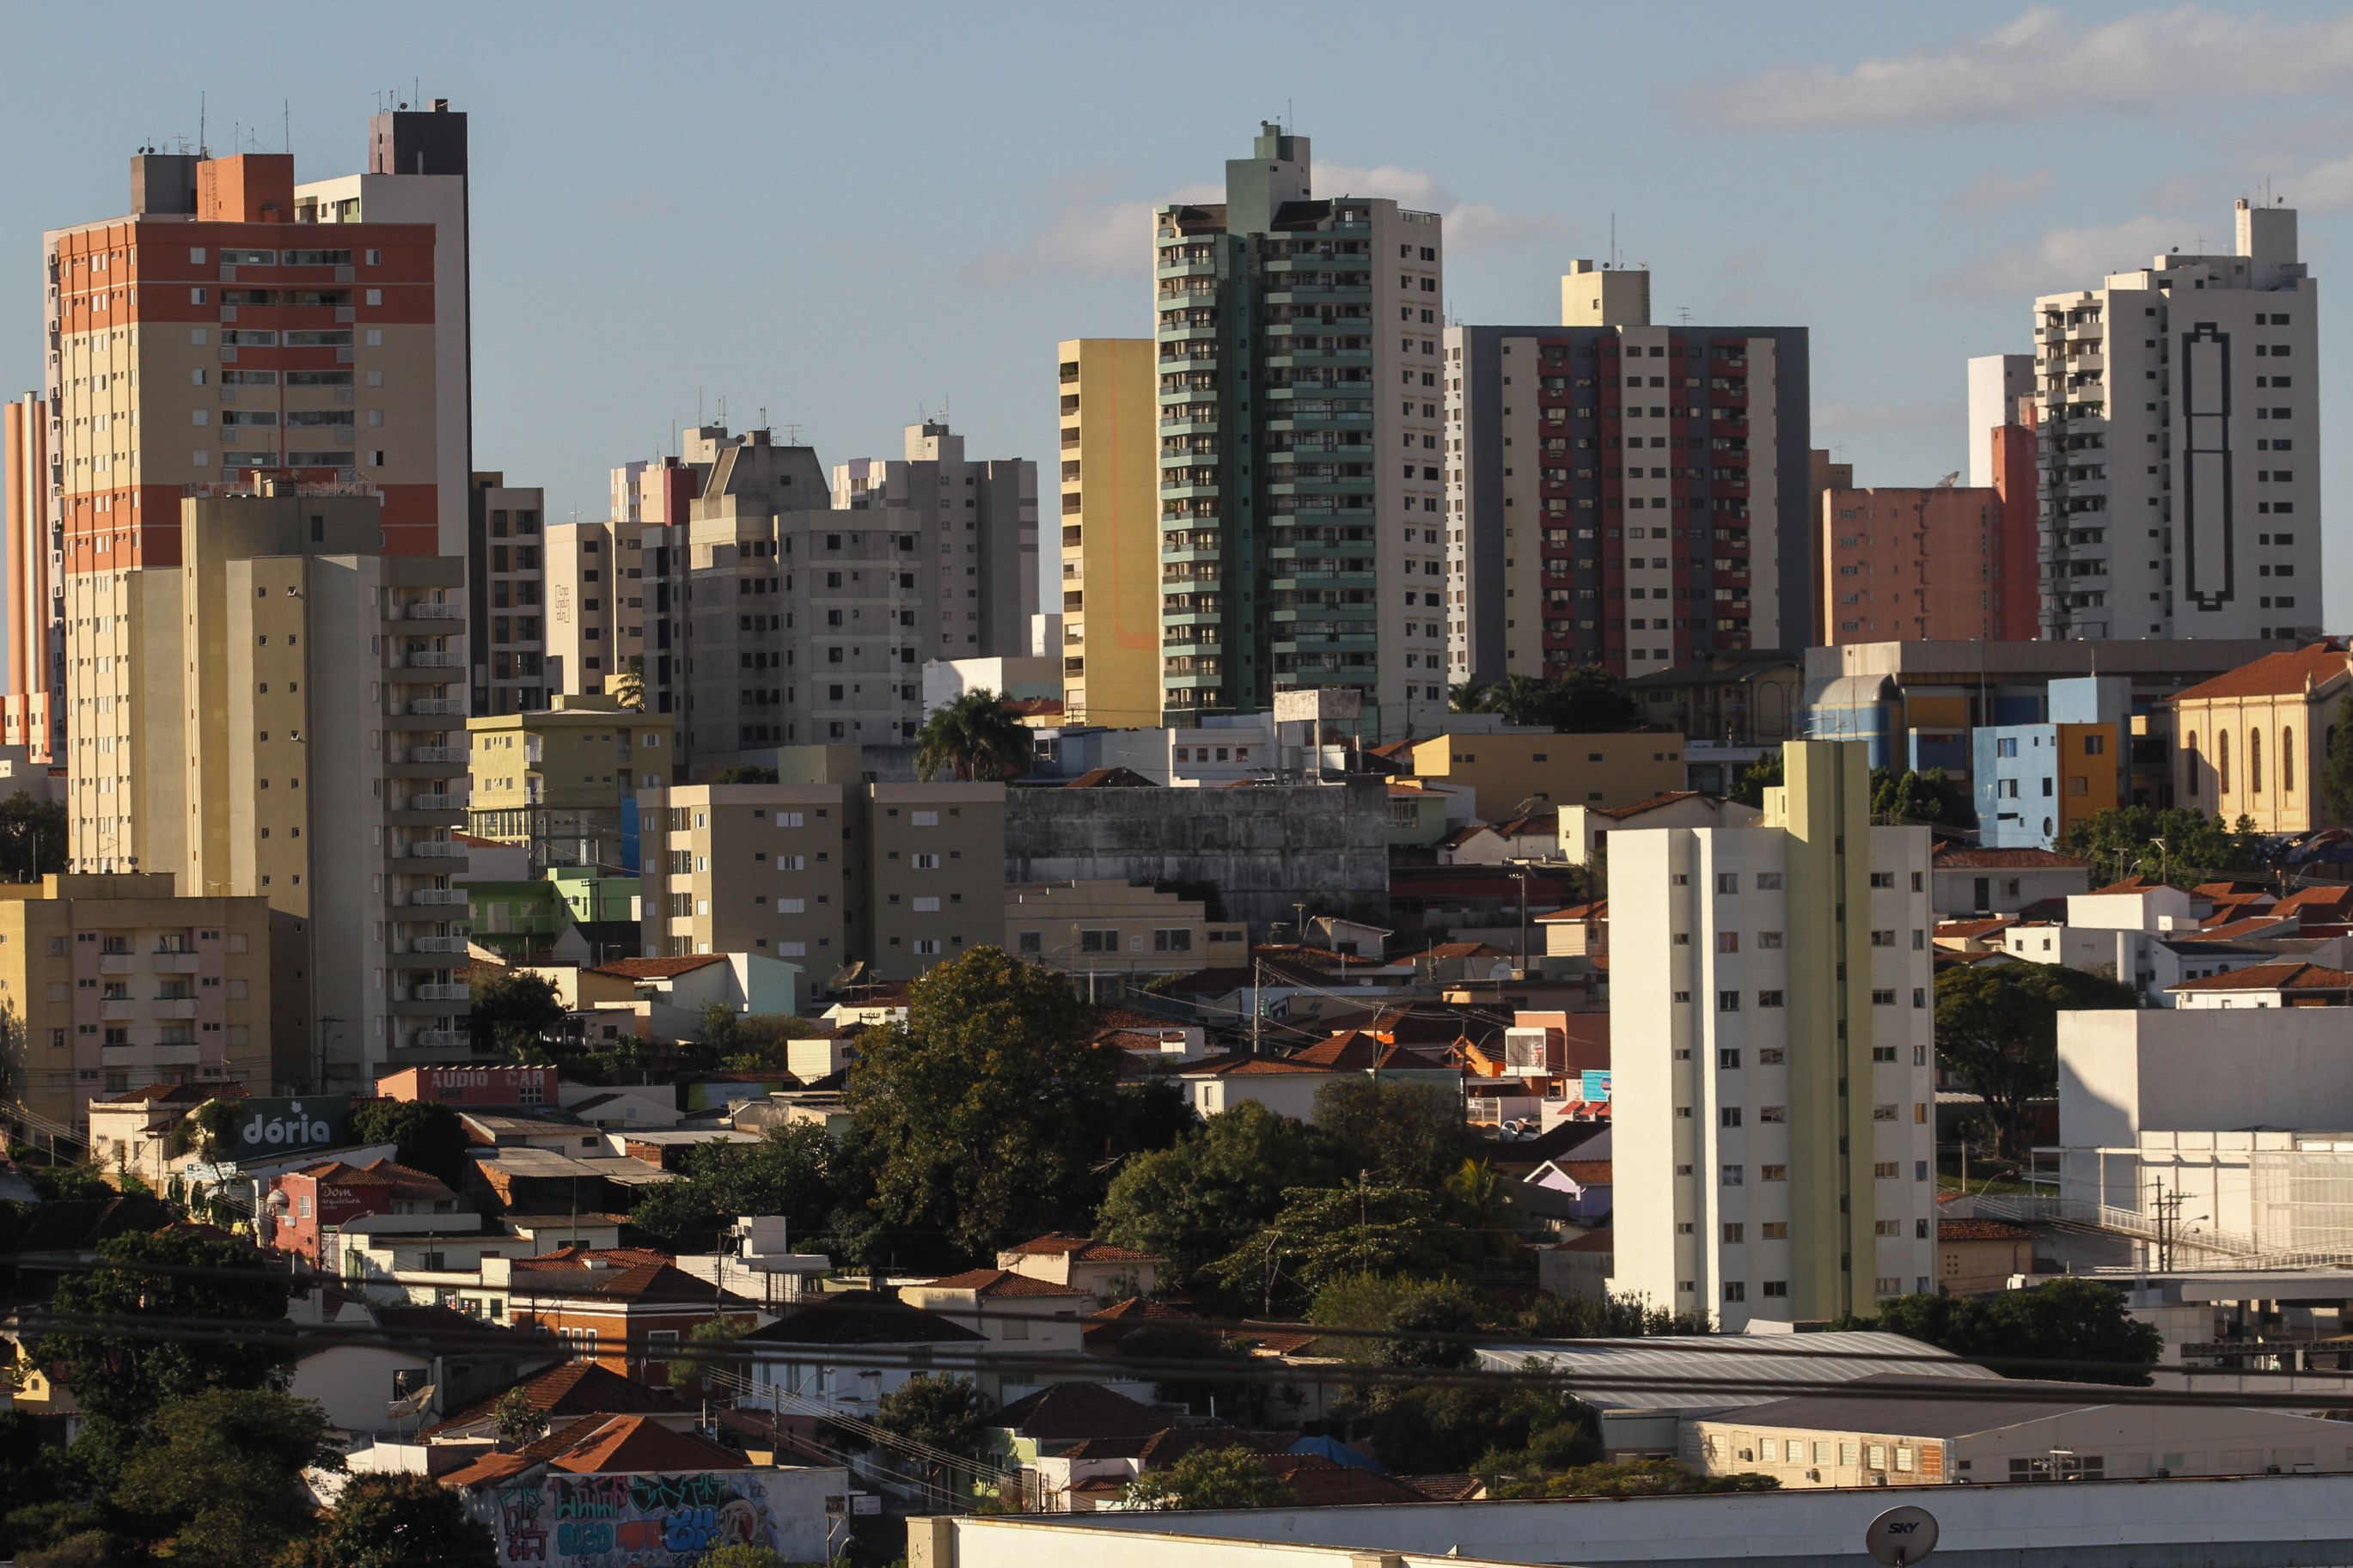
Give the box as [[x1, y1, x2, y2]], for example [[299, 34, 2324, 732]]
[[1508, 869, 1531, 977]]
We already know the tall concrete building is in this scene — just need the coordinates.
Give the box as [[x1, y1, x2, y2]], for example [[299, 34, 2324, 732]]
[[2035, 200, 2319, 643], [1965, 353, 2035, 491], [1608, 740, 1936, 1329], [467, 694, 673, 873], [66, 486, 470, 1089], [1056, 339, 1162, 727], [1446, 264, 1812, 688], [3, 393, 58, 760], [1819, 484, 2019, 645], [468, 473, 549, 715], [1154, 124, 1446, 740], [547, 422, 1036, 775]]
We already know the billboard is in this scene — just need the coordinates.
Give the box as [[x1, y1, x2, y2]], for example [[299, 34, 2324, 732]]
[[1579, 1069, 1612, 1103], [217, 1095, 353, 1162]]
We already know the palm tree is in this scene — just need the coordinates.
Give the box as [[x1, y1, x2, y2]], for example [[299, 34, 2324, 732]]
[[1483, 674, 1551, 728], [614, 655, 645, 712], [914, 689, 1030, 782], [1446, 680, 1488, 715]]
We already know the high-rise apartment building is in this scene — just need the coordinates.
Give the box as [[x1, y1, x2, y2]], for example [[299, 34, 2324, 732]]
[[1055, 339, 1161, 727], [1446, 263, 1812, 688], [2034, 200, 2319, 642], [640, 771, 1005, 982], [0, 872, 296, 1133], [1965, 353, 2034, 491], [1818, 485, 2019, 644], [68, 486, 470, 1088], [1608, 740, 1936, 1329], [3, 393, 58, 760], [547, 422, 1036, 775], [468, 473, 548, 715], [1154, 125, 1447, 740]]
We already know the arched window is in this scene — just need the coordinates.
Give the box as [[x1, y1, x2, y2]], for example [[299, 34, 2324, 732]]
[[2186, 731, 2200, 798], [2283, 727, 2297, 794], [2219, 730, 2232, 796], [2251, 729, 2264, 796]]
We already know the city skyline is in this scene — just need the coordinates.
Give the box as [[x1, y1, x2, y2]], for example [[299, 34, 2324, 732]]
[[4, 2, 2352, 625]]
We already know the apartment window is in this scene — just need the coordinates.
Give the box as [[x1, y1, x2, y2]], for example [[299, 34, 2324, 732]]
[[1018, 931, 1041, 955], [1716, 931, 1739, 954], [1755, 873, 1783, 890], [1875, 1220, 1901, 1237], [1715, 872, 1739, 894], [1872, 988, 1897, 1006], [1722, 1223, 1744, 1243], [1722, 1282, 1745, 1303], [1873, 1103, 1898, 1121], [1758, 1046, 1785, 1065], [1757, 1105, 1785, 1123], [1720, 1107, 1743, 1128], [1720, 1165, 1744, 1187], [1870, 930, 1894, 947], [912, 853, 941, 869], [1718, 1048, 1740, 1070], [777, 811, 804, 827], [913, 938, 943, 956], [1761, 1281, 1788, 1297], [1760, 1164, 1788, 1181], [1717, 990, 1741, 1011], [1761, 1223, 1788, 1240], [1873, 1162, 1900, 1179], [774, 898, 805, 914], [1757, 931, 1783, 949], [1757, 990, 1784, 1008]]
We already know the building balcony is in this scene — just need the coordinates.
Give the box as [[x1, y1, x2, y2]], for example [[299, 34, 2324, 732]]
[[401, 650, 461, 669], [402, 792, 462, 813], [98, 953, 135, 974], [151, 998, 199, 1020], [99, 999, 136, 1021], [390, 996, 465, 1018], [152, 951, 201, 973], [408, 935, 472, 955], [406, 697, 467, 717], [408, 888, 468, 907], [409, 983, 472, 1003], [406, 1029, 470, 1052]]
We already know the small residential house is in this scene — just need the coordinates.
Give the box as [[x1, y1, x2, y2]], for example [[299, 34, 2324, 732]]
[[266, 1158, 465, 1265], [998, 1235, 1163, 1304], [743, 1290, 988, 1416], [1560, 792, 1761, 867], [492, 1247, 741, 1382], [1930, 845, 2094, 918], [901, 1269, 1090, 1356], [1937, 1217, 2037, 1294]]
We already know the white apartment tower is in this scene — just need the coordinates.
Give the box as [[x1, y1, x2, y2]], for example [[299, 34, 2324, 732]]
[[2037, 200, 2319, 642], [1608, 740, 1937, 1329]]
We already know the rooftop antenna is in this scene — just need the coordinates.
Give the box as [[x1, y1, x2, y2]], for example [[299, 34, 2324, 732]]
[[283, 98, 290, 156], [1610, 211, 1618, 271], [199, 92, 207, 158], [1676, 305, 1693, 326], [784, 424, 803, 445]]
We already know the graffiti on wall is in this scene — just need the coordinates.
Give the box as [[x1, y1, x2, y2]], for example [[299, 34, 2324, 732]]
[[492, 1471, 776, 1567]]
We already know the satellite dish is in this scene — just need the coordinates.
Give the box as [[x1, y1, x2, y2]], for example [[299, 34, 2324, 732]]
[[1866, 1505, 1939, 1567]]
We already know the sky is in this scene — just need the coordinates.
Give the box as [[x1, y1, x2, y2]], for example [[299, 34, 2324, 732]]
[[6, 1, 2353, 623]]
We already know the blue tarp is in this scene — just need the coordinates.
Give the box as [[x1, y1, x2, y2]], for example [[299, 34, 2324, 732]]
[[1289, 1435, 1384, 1473]]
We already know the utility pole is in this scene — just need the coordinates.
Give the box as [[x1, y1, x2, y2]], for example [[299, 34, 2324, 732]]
[[2149, 1176, 2185, 1272], [1250, 958, 1262, 1057]]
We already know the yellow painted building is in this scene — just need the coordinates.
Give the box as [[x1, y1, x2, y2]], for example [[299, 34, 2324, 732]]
[[1406, 731, 1685, 822], [2172, 642, 2352, 834], [1056, 339, 1161, 727], [0, 873, 296, 1132], [1003, 879, 1247, 977], [468, 694, 675, 871]]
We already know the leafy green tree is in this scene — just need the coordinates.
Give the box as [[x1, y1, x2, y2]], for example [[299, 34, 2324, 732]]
[[346, 1099, 470, 1190], [468, 970, 567, 1059], [1543, 663, 1642, 732], [1480, 674, 1555, 728], [1354, 1376, 1590, 1474], [1731, 750, 1783, 808], [2058, 805, 2271, 886], [1101, 1324, 1263, 1419], [1096, 1101, 1343, 1289], [1870, 766, 1967, 827], [1213, 1180, 1452, 1315], [112, 1389, 342, 1568], [1446, 680, 1486, 715], [0, 1409, 68, 1556], [1311, 1077, 1483, 1190], [664, 1315, 753, 1394], [36, 1229, 294, 1426], [0, 791, 67, 883], [1440, 1157, 1525, 1265], [492, 1387, 547, 1445], [2324, 719, 2353, 827], [718, 1014, 815, 1077], [914, 689, 1030, 782], [1512, 1290, 1712, 1338], [1863, 1278, 2162, 1385], [1936, 961, 2139, 1158], [278, 1472, 495, 1568], [1485, 1457, 1776, 1500], [871, 1372, 989, 1458], [846, 947, 1120, 1264], [706, 766, 780, 784], [630, 1121, 845, 1252], [1118, 1443, 1294, 1510], [1308, 1272, 1482, 1369]]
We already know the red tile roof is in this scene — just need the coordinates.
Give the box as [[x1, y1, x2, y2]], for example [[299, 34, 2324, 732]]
[[989, 1381, 1174, 1442], [2167, 962, 2353, 994], [1554, 1228, 1614, 1254], [1082, 1296, 1206, 1345], [1287, 1030, 1454, 1072], [548, 1414, 748, 1475], [1182, 1052, 1338, 1077], [921, 1267, 1090, 1298], [426, 1362, 691, 1436], [1935, 918, 2018, 939], [2172, 641, 2350, 703], [285, 1157, 454, 1201], [1064, 766, 1158, 789], [1939, 1218, 2036, 1242], [1003, 1234, 1164, 1264], [1931, 845, 2091, 870], [101, 1081, 251, 1106], [1549, 1158, 1613, 1187], [1587, 790, 1709, 821], [507, 1247, 718, 1305]]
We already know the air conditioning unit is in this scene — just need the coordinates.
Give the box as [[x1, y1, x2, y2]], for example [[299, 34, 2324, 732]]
[[1870, 1475, 1888, 1486], [2267, 1465, 2283, 1474], [2155, 1467, 2171, 1478], [1739, 1450, 1754, 1461], [1806, 1469, 1821, 1482]]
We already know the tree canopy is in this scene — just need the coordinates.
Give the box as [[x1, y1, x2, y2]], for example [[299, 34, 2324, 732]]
[[1449, 666, 1641, 732], [282, 1473, 497, 1568], [2324, 720, 2353, 827], [1731, 751, 1783, 808], [844, 947, 1121, 1265], [346, 1099, 470, 1190], [629, 1122, 846, 1253], [914, 690, 1030, 782], [1118, 1443, 1295, 1510], [1935, 960, 2139, 1158], [468, 969, 567, 1060], [1311, 1077, 1486, 1189], [0, 791, 67, 883], [35, 1228, 296, 1426], [1870, 766, 1969, 827], [1096, 1101, 1345, 1287], [1859, 1278, 2162, 1384], [2057, 805, 2271, 886], [1213, 1180, 1451, 1315], [111, 1390, 342, 1568]]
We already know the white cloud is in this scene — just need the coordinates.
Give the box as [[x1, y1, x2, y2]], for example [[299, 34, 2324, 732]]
[[1949, 168, 2051, 214], [1316, 162, 1567, 255], [961, 179, 1221, 289], [1679, 5, 2353, 130], [1935, 215, 2183, 297], [965, 161, 1565, 284]]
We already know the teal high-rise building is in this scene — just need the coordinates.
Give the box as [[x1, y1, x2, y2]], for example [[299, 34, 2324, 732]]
[[1154, 125, 1445, 741]]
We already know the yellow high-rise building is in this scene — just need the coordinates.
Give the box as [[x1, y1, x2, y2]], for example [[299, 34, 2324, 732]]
[[1056, 339, 1160, 727]]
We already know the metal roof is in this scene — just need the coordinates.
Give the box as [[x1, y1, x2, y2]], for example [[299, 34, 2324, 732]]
[[1471, 1330, 2001, 1412]]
